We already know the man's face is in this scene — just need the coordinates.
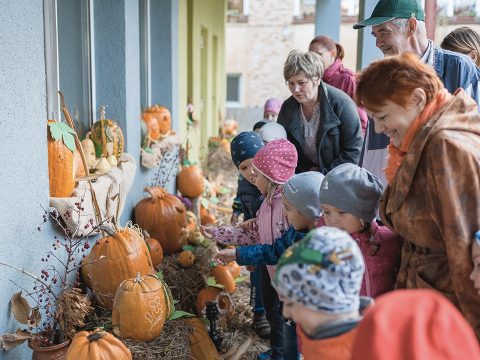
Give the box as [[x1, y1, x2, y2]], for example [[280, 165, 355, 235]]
[[371, 21, 408, 56]]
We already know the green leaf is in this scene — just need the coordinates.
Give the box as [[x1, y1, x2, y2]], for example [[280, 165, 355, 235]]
[[235, 276, 247, 283], [144, 147, 153, 154], [173, 299, 180, 305], [156, 271, 164, 281], [169, 310, 195, 320], [209, 196, 220, 204], [48, 122, 76, 152], [200, 198, 210, 209], [182, 245, 195, 252], [218, 187, 231, 194], [206, 276, 217, 287], [182, 159, 192, 166]]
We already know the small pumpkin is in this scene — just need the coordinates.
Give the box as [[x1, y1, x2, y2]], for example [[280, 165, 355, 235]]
[[144, 231, 164, 268], [141, 110, 161, 141], [90, 110, 124, 159], [95, 157, 111, 172], [112, 273, 169, 342], [222, 119, 239, 137], [177, 164, 205, 198], [185, 318, 220, 360], [134, 187, 187, 254], [226, 261, 241, 278], [211, 265, 236, 294], [177, 250, 195, 268], [200, 205, 216, 225], [142, 105, 172, 137], [196, 287, 234, 320], [81, 136, 97, 168], [65, 328, 132, 360], [81, 225, 154, 309], [186, 211, 198, 232], [47, 120, 75, 198]]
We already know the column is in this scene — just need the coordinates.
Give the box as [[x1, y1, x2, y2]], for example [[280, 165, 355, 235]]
[[356, 0, 383, 70], [314, 0, 341, 41]]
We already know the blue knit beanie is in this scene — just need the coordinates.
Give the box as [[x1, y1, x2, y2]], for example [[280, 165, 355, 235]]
[[230, 131, 264, 168]]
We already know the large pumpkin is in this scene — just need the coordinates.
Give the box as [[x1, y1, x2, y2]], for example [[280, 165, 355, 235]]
[[185, 318, 220, 360], [47, 120, 75, 197], [65, 328, 132, 360], [90, 118, 124, 159], [134, 187, 187, 254], [81, 225, 154, 309], [211, 265, 236, 294], [142, 105, 171, 137], [112, 273, 170, 342], [177, 164, 205, 198], [196, 287, 234, 321]]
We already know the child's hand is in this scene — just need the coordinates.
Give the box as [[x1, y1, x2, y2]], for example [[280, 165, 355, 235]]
[[246, 265, 256, 272], [199, 225, 215, 239], [230, 213, 240, 226], [215, 248, 236, 264], [237, 218, 256, 232]]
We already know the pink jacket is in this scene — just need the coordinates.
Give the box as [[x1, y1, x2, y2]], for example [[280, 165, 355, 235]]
[[323, 59, 368, 135], [318, 217, 402, 298], [210, 188, 289, 278]]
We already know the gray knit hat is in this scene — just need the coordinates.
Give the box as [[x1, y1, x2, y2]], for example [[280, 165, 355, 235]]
[[320, 164, 384, 222], [273, 226, 365, 314], [282, 171, 324, 220]]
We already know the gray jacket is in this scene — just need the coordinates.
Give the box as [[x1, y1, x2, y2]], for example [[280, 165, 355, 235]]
[[278, 82, 363, 174]]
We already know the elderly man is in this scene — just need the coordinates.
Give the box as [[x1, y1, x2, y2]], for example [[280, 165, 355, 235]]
[[354, 0, 480, 188]]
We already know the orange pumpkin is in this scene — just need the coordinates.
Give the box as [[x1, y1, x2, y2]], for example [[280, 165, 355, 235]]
[[200, 205, 216, 226], [177, 165, 205, 198], [141, 111, 161, 140], [134, 187, 187, 254], [112, 273, 169, 342], [185, 318, 220, 360], [211, 265, 236, 294], [186, 211, 198, 232], [177, 250, 195, 268], [47, 120, 75, 197], [146, 236, 164, 268], [196, 287, 234, 320], [65, 328, 131, 360], [142, 105, 171, 137], [74, 149, 87, 178], [222, 119, 239, 136], [81, 225, 154, 309], [226, 261, 241, 278]]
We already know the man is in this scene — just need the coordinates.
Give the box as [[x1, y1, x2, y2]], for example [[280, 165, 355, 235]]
[[354, 0, 480, 188]]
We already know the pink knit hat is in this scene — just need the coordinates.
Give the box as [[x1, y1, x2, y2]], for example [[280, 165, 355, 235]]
[[264, 98, 282, 115], [252, 138, 297, 184]]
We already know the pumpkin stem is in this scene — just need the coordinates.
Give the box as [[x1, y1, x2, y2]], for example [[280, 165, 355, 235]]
[[133, 272, 143, 283], [87, 331, 105, 342], [144, 186, 166, 200], [143, 230, 150, 239]]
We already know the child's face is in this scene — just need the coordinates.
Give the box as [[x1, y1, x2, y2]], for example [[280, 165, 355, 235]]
[[282, 195, 313, 231], [264, 111, 278, 122], [282, 300, 325, 335], [470, 241, 480, 296], [252, 167, 269, 195], [238, 159, 255, 185], [321, 204, 363, 234]]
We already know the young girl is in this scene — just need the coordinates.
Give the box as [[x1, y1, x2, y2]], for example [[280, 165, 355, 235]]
[[201, 138, 297, 360], [229, 131, 270, 338], [319, 163, 403, 298]]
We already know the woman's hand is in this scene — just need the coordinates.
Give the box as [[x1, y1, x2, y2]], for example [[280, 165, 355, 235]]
[[215, 248, 236, 264], [199, 225, 215, 239], [237, 218, 256, 232]]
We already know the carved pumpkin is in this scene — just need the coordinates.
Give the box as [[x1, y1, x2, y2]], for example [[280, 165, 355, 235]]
[[47, 120, 75, 198], [226, 261, 241, 278], [177, 250, 195, 268], [65, 328, 132, 360], [200, 205, 216, 225], [186, 211, 198, 232], [142, 105, 171, 137], [196, 287, 234, 320], [90, 118, 124, 159], [112, 273, 168, 342], [134, 187, 187, 254], [211, 265, 236, 294], [185, 318, 221, 360], [141, 111, 161, 141], [146, 235, 164, 268], [81, 225, 154, 309], [177, 165, 205, 198]]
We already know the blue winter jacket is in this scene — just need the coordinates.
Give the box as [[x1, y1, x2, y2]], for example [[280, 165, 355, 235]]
[[235, 226, 308, 266]]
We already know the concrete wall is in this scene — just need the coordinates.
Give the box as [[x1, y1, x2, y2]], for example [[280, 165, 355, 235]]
[[0, 1, 56, 359]]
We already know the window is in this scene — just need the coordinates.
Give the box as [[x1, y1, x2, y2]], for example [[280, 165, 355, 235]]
[[227, 0, 249, 23], [226, 74, 242, 107]]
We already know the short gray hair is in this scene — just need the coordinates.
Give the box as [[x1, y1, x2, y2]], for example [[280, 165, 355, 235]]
[[391, 18, 426, 36], [283, 50, 324, 81]]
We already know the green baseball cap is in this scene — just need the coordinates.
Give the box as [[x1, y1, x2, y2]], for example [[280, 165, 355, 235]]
[[353, 0, 425, 29]]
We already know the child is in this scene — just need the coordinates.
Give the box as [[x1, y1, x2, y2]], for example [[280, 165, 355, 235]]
[[216, 171, 325, 360], [319, 163, 402, 298], [264, 98, 283, 121], [258, 122, 287, 144], [272, 226, 370, 360], [469, 230, 480, 296], [228, 131, 270, 339], [201, 138, 297, 360]]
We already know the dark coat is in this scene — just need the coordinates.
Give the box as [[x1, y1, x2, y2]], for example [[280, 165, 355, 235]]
[[277, 82, 363, 174]]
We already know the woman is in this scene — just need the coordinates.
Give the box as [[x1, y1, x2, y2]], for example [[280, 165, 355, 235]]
[[356, 53, 480, 338], [309, 35, 368, 134], [441, 27, 480, 67], [277, 50, 363, 174]]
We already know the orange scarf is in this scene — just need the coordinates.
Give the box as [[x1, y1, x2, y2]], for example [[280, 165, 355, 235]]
[[384, 89, 451, 183]]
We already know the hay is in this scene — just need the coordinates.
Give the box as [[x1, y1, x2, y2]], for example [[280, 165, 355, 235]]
[[160, 242, 217, 314]]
